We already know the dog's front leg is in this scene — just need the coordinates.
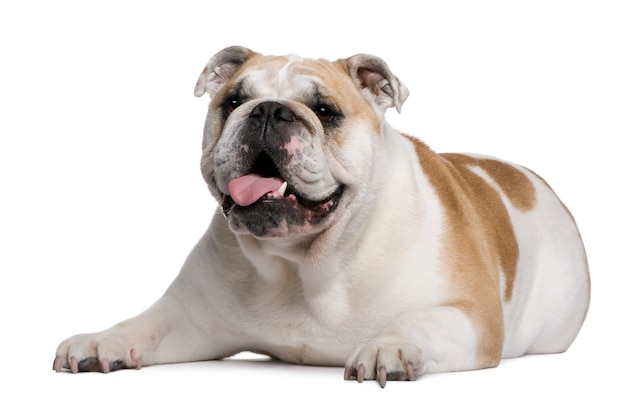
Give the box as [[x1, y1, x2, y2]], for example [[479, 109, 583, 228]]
[[344, 305, 498, 387], [53, 217, 247, 373], [53, 293, 219, 373]]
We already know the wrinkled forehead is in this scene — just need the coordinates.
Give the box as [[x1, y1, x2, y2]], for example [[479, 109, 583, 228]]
[[236, 54, 353, 100]]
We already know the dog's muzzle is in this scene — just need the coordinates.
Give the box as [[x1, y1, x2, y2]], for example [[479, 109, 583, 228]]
[[218, 101, 344, 237]]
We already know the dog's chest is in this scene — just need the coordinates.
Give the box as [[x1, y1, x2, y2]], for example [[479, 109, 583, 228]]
[[236, 269, 373, 365], [245, 302, 352, 365]]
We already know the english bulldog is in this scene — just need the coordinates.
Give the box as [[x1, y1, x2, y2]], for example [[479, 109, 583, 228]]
[[53, 46, 591, 387]]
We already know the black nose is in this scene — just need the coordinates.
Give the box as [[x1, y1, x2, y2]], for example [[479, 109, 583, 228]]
[[242, 101, 297, 160], [249, 101, 295, 123]]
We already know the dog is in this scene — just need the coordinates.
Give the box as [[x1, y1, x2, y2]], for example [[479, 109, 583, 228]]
[[53, 46, 590, 387]]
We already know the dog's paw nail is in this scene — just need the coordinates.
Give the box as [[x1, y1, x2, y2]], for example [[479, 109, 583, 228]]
[[378, 366, 388, 388], [69, 357, 79, 374], [356, 364, 366, 382], [100, 358, 111, 373], [52, 356, 65, 372], [407, 362, 418, 381]]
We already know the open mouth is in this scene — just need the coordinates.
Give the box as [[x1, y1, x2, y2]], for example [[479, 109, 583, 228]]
[[221, 152, 343, 225]]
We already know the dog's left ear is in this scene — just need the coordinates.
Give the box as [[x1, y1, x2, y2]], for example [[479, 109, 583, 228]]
[[341, 54, 409, 113], [194, 46, 257, 98]]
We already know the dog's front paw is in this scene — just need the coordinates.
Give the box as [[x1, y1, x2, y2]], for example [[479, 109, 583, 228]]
[[344, 342, 423, 388], [53, 332, 142, 373]]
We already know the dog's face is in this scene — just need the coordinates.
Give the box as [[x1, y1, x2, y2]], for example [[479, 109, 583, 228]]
[[195, 47, 408, 238]]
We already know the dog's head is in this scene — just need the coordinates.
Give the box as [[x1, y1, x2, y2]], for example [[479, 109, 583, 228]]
[[195, 46, 408, 238]]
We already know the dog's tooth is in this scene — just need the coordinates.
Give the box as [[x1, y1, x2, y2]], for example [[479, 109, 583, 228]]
[[278, 181, 288, 197]]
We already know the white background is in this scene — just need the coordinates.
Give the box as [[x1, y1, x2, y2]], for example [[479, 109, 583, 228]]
[[1, 0, 624, 398]]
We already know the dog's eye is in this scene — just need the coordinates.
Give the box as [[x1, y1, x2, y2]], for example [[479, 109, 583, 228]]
[[222, 95, 243, 118], [314, 104, 339, 124]]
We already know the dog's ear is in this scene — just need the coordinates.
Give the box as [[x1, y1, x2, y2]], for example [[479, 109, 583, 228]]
[[194, 46, 256, 98], [341, 54, 409, 113]]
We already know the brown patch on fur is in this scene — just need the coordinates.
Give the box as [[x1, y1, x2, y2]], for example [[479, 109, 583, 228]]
[[440, 153, 537, 305], [320, 59, 383, 132], [405, 136, 537, 368], [442, 154, 537, 212]]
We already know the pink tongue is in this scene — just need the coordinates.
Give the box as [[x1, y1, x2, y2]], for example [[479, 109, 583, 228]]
[[228, 174, 285, 206]]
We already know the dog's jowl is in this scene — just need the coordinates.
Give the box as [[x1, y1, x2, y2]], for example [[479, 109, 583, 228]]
[[54, 46, 590, 387]]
